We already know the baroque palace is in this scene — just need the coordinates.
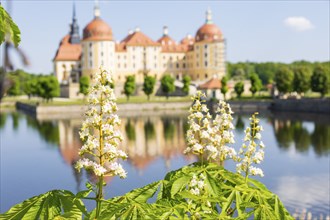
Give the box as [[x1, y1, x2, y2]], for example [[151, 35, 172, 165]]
[[53, 2, 226, 97]]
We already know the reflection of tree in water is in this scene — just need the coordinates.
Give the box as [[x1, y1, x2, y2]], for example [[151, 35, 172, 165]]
[[182, 118, 189, 138], [0, 113, 6, 129], [273, 118, 330, 156], [235, 116, 245, 132], [26, 116, 59, 145], [162, 118, 175, 140], [144, 119, 155, 140], [125, 119, 136, 141], [274, 120, 294, 149], [11, 112, 21, 130], [292, 122, 310, 153], [311, 124, 330, 156]]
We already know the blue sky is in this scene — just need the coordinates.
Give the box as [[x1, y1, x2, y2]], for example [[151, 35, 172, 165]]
[[1, 0, 329, 74]]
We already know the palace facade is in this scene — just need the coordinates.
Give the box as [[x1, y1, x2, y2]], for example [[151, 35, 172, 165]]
[[53, 3, 226, 97]]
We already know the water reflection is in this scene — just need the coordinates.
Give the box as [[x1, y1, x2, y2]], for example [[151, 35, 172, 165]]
[[120, 116, 189, 171], [1, 110, 329, 215], [272, 112, 330, 156]]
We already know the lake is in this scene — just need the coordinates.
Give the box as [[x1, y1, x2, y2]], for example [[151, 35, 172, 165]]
[[0, 109, 329, 218]]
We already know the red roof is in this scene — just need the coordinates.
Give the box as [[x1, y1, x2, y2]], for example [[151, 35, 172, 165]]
[[83, 18, 113, 41], [195, 23, 222, 43], [115, 30, 160, 52], [198, 78, 222, 89], [53, 35, 82, 61]]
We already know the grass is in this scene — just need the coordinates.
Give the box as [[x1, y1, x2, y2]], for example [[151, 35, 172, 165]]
[[1, 95, 192, 107]]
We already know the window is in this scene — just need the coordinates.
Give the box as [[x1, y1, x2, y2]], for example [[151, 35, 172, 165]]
[[101, 52, 104, 57], [89, 43, 92, 48], [124, 63, 127, 68], [154, 64, 157, 68], [204, 44, 208, 49], [205, 73, 208, 79], [176, 75, 179, 80], [118, 63, 121, 68], [183, 63, 186, 68], [205, 61, 208, 67], [163, 64, 166, 68], [176, 63, 179, 69], [133, 63, 136, 68], [196, 62, 199, 67], [196, 45, 199, 49], [197, 74, 199, 79], [133, 55, 135, 59], [154, 55, 157, 60], [118, 55, 120, 59], [89, 52, 92, 57], [90, 61, 93, 67], [163, 56, 165, 60], [204, 53, 207, 57]]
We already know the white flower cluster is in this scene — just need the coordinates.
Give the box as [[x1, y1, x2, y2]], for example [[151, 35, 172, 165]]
[[75, 68, 127, 178], [189, 173, 206, 196], [236, 113, 265, 178], [184, 92, 236, 163]]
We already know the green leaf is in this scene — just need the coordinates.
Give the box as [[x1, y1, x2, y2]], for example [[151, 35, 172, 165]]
[[0, 5, 21, 47], [76, 189, 92, 199], [204, 172, 221, 197], [125, 181, 162, 203], [170, 175, 191, 198], [0, 190, 84, 220]]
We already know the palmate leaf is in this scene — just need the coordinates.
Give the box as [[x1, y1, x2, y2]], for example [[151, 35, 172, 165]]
[[124, 180, 163, 203], [170, 175, 191, 198], [0, 190, 84, 220], [0, 5, 21, 47]]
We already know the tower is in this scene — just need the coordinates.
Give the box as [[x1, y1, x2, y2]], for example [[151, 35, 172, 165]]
[[69, 2, 80, 44]]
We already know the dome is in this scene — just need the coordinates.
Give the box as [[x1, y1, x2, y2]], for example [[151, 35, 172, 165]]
[[195, 9, 222, 42], [195, 23, 222, 42], [83, 18, 113, 41]]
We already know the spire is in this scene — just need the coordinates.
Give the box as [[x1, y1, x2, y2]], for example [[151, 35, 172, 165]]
[[69, 1, 80, 44], [163, 26, 169, 36], [206, 8, 213, 24], [94, 0, 100, 18]]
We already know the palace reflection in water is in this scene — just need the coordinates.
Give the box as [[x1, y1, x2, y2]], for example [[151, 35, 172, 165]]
[[1, 110, 329, 216]]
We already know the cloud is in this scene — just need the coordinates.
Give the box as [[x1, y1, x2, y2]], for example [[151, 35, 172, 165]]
[[284, 16, 314, 31]]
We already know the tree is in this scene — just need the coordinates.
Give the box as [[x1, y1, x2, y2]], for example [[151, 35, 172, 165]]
[[161, 74, 175, 99], [220, 76, 228, 100], [142, 75, 156, 100], [182, 75, 191, 95], [311, 65, 330, 97], [234, 81, 244, 98], [249, 73, 262, 97], [293, 66, 311, 95], [23, 77, 38, 99], [37, 76, 60, 102], [124, 75, 135, 101], [7, 75, 20, 96], [79, 76, 90, 96], [275, 67, 294, 94]]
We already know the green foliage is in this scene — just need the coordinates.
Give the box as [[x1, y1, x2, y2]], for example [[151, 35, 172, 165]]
[[249, 73, 263, 97], [311, 65, 330, 97], [161, 74, 175, 99], [23, 77, 38, 99], [293, 66, 312, 94], [92, 163, 293, 220], [7, 75, 20, 96], [221, 76, 228, 100], [124, 75, 136, 101], [79, 76, 90, 96], [0, 4, 21, 47], [143, 75, 156, 100], [275, 67, 294, 94], [0, 190, 86, 220], [36, 75, 60, 102], [234, 81, 244, 98], [182, 75, 191, 95]]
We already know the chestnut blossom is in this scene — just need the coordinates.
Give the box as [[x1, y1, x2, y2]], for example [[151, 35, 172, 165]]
[[236, 113, 265, 178], [75, 68, 127, 178], [184, 92, 236, 163]]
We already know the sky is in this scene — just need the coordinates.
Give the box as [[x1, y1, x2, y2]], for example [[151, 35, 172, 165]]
[[1, 0, 329, 74]]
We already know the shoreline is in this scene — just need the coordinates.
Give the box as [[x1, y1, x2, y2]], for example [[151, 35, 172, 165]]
[[2, 98, 329, 120]]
